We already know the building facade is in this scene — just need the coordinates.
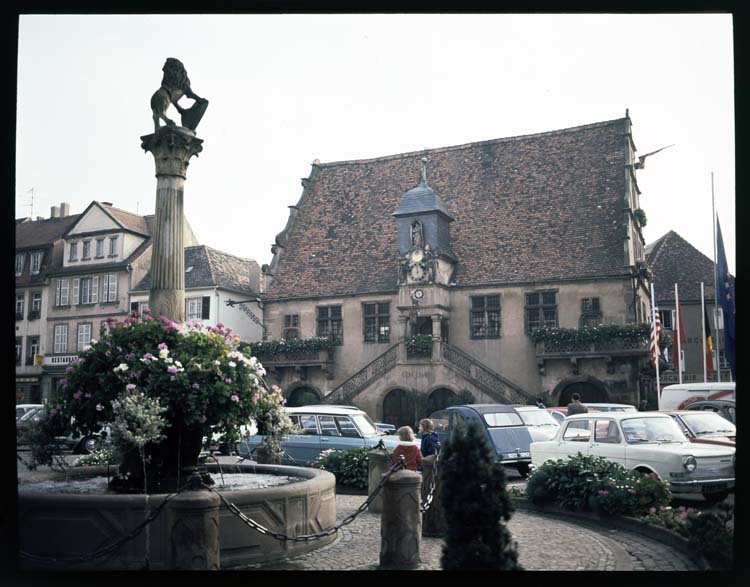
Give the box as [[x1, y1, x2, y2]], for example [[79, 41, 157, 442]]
[[260, 115, 653, 427]]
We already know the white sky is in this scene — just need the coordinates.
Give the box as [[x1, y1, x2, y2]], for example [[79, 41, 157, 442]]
[[15, 13, 735, 276]]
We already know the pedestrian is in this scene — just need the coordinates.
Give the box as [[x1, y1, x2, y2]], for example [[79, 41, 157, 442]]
[[639, 399, 649, 411], [391, 425, 423, 471], [418, 418, 440, 457], [535, 396, 546, 409], [566, 392, 588, 415]]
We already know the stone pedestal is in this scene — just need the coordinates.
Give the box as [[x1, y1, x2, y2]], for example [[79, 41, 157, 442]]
[[140, 126, 204, 323], [166, 487, 220, 570], [421, 454, 445, 536], [367, 448, 390, 513], [379, 469, 422, 569]]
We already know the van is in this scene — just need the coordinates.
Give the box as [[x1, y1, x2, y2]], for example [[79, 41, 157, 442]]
[[658, 382, 735, 410]]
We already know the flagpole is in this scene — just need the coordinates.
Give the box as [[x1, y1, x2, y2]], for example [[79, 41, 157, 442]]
[[651, 282, 660, 403], [701, 282, 707, 383], [712, 172, 721, 382], [675, 283, 682, 384]]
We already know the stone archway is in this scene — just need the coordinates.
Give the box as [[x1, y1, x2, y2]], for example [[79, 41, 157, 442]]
[[286, 385, 322, 407], [382, 388, 417, 429], [554, 376, 610, 406], [426, 387, 457, 415]]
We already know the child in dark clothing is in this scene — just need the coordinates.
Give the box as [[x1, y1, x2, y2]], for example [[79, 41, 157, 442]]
[[418, 418, 440, 457], [391, 426, 423, 471]]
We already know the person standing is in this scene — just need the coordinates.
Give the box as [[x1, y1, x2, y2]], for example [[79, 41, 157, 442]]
[[535, 396, 546, 409], [566, 392, 588, 415], [418, 418, 440, 457], [391, 426, 423, 471]]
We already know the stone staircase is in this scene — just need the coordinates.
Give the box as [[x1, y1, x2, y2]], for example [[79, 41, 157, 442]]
[[322, 343, 399, 405]]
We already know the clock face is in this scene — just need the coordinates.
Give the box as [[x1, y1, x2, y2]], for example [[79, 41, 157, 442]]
[[409, 263, 426, 281], [412, 288, 424, 300]]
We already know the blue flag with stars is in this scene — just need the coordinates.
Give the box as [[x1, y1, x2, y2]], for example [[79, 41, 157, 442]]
[[716, 217, 735, 379]]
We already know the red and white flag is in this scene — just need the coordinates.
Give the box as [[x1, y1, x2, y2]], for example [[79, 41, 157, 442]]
[[650, 309, 662, 368]]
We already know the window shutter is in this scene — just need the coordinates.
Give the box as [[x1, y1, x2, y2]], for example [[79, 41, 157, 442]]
[[55, 280, 61, 306], [91, 276, 99, 303], [110, 274, 118, 301], [202, 296, 211, 320], [101, 275, 108, 301], [72, 278, 80, 305]]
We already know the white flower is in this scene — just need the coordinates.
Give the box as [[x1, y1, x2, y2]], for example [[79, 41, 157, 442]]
[[228, 361, 237, 368], [174, 360, 183, 368], [214, 360, 221, 366], [163, 357, 174, 364], [159, 348, 169, 359], [113, 363, 129, 373]]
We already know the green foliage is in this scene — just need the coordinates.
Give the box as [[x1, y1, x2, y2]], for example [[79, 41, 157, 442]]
[[634, 208, 648, 227], [439, 422, 521, 570], [241, 337, 335, 360], [19, 406, 69, 469], [685, 503, 734, 569], [74, 447, 118, 467], [529, 323, 650, 347], [526, 454, 670, 516], [312, 447, 370, 488], [405, 334, 433, 355]]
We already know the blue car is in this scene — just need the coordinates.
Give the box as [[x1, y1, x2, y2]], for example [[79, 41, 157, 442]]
[[427, 404, 534, 477], [236, 405, 401, 465]]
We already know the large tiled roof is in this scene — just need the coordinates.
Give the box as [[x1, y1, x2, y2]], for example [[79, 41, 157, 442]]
[[266, 118, 632, 299], [646, 230, 729, 303], [134, 245, 259, 294], [102, 203, 151, 236], [15, 215, 81, 249]]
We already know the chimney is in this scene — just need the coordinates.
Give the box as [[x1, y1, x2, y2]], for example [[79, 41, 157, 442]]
[[60, 202, 70, 217], [50, 205, 60, 218], [102, 201, 113, 207]]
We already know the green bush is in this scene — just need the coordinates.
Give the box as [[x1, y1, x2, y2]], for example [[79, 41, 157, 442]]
[[312, 447, 370, 488]]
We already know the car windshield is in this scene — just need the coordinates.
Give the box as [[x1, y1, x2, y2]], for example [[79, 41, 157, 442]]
[[518, 409, 559, 427], [621, 417, 688, 444], [482, 412, 524, 427], [352, 413, 382, 437], [680, 412, 736, 436]]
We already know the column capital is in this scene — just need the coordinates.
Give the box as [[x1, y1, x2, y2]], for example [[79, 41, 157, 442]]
[[141, 126, 204, 179]]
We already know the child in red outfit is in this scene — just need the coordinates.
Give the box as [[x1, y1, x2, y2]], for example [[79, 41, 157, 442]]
[[391, 426, 423, 471]]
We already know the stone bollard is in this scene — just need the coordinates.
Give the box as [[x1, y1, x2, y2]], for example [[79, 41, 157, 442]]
[[166, 474, 221, 570], [367, 447, 390, 513], [379, 468, 422, 569], [421, 454, 445, 537]]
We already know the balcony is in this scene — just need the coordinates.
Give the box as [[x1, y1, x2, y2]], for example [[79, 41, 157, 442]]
[[27, 310, 41, 321], [257, 348, 334, 368], [44, 354, 80, 368]]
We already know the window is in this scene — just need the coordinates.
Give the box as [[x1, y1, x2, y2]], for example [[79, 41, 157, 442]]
[[15, 253, 25, 276], [95, 238, 105, 258], [54, 324, 69, 353], [659, 309, 673, 330], [29, 292, 41, 319], [82, 240, 91, 259], [317, 305, 343, 344], [109, 236, 118, 256], [563, 419, 592, 440], [55, 279, 70, 306], [15, 337, 22, 366], [186, 296, 210, 321], [334, 416, 361, 438], [26, 336, 39, 365], [100, 320, 111, 336], [470, 295, 500, 339], [101, 274, 118, 302], [364, 302, 390, 343], [283, 314, 300, 339], [580, 297, 602, 328], [78, 276, 99, 304], [130, 301, 149, 319], [16, 294, 24, 320], [30, 251, 42, 274], [525, 291, 558, 334], [718, 349, 730, 369], [318, 415, 341, 437], [594, 420, 621, 444], [77, 323, 92, 352], [297, 414, 319, 435], [69, 242, 78, 261]]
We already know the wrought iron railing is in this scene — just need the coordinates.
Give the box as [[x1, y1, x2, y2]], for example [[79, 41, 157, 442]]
[[325, 343, 399, 404], [538, 338, 647, 353]]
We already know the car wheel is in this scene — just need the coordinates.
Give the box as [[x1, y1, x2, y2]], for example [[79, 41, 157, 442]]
[[516, 463, 531, 478], [79, 436, 100, 454], [703, 491, 729, 504]]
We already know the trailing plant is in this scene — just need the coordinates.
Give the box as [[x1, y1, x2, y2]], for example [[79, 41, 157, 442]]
[[241, 337, 335, 360], [254, 384, 298, 455], [529, 323, 650, 348], [405, 334, 433, 355], [312, 447, 370, 488], [440, 421, 521, 570], [633, 208, 647, 227]]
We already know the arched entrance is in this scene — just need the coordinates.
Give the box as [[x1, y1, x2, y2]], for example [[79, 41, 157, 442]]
[[382, 388, 417, 429], [555, 376, 609, 406], [286, 386, 322, 407], [426, 388, 456, 415]]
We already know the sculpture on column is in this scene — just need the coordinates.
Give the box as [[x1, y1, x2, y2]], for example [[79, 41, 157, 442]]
[[150, 57, 209, 132]]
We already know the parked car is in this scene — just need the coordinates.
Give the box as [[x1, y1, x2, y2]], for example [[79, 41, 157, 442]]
[[658, 382, 735, 410], [530, 412, 735, 503], [375, 422, 397, 434], [545, 407, 568, 423], [583, 403, 637, 412], [16, 403, 44, 421], [683, 399, 736, 424], [236, 405, 400, 465], [663, 410, 736, 448], [427, 404, 534, 477], [511, 405, 560, 441], [16, 407, 108, 454]]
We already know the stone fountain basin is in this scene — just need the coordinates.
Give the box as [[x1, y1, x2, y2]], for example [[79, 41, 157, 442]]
[[17, 462, 337, 570]]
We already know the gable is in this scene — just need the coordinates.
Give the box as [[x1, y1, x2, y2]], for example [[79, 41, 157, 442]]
[[67, 204, 121, 236]]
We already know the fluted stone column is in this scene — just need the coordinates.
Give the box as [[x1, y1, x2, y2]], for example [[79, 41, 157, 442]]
[[141, 126, 204, 323]]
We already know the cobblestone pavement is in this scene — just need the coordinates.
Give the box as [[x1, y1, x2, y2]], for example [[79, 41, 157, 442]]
[[234, 494, 700, 571]]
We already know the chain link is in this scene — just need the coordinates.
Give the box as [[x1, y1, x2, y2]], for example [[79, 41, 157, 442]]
[[420, 449, 440, 513]]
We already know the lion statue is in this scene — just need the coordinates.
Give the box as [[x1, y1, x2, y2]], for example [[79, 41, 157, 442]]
[[150, 58, 207, 132]]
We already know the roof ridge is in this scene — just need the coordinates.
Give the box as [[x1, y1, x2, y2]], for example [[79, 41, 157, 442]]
[[203, 244, 255, 263], [202, 245, 217, 286], [317, 117, 626, 168]]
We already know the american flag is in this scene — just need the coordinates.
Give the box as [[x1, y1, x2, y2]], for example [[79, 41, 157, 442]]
[[650, 309, 662, 368]]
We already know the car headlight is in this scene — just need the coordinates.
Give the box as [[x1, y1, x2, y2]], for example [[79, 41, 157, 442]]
[[682, 455, 697, 472]]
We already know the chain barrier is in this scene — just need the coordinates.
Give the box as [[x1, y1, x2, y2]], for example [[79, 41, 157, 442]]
[[19, 480, 191, 566], [205, 458, 406, 542], [420, 449, 440, 513]]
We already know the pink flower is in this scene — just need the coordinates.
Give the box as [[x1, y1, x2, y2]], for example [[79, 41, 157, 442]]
[[167, 366, 178, 373], [158, 342, 168, 350], [649, 507, 657, 514], [230, 394, 239, 402], [126, 383, 136, 391], [60, 378, 68, 387], [170, 376, 176, 382], [73, 391, 82, 400], [679, 512, 688, 519], [225, 378, 232, 384], [192, 383, 200, 389], [627, 488, 636, 494]]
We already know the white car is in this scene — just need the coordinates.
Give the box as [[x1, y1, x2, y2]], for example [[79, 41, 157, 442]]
[[530, 412, 735, 503], [512, 405, 560, 441]]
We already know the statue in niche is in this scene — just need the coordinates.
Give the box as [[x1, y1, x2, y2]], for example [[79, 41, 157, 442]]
[[410, 220, 424, 249], [150, 58, 209, 132]]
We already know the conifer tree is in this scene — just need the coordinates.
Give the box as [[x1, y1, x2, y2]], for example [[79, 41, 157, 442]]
[[439, 421, 522, 570]]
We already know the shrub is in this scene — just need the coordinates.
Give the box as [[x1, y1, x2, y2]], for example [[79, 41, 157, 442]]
[[405, 334, 432, 355], [312, 447, 370, 488], [440, 421, 521, 570], [73, 448, 118, 467], [685, 503, 734, 570]]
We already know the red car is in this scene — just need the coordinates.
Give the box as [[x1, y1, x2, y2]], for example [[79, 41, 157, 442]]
[[662, 410, 736, 448]]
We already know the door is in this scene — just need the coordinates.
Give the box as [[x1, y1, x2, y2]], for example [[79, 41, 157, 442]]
[[382, 388, 417, 429], [589, 418, 626, 466], [282, 413, 323, 464], [318, 414, 366, 453]]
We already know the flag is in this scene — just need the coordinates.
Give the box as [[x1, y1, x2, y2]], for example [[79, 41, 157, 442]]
[[716, 217, 735, 378], [650, 308, 662, 368], [704, 306, 714, 376], [672, 302, 686, 371]]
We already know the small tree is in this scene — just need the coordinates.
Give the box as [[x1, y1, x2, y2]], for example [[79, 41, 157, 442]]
[[439, 421, 522, 570]]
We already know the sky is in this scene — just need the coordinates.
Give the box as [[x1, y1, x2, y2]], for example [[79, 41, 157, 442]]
[[15, 13, 735, 276]]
